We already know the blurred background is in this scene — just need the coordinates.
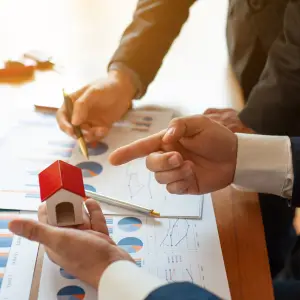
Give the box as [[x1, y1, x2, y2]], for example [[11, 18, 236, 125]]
[[0, 0, 231, 118]]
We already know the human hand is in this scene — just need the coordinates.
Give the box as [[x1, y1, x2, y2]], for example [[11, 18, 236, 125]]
[[8, 199, 133, 288], [293, 208, 300, 235], [56, 70, 136, 142], [203, 108, 255, 133], [110, 115, 238, 195]]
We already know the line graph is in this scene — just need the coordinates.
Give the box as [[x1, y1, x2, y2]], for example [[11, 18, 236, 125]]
[[126, 162, 155, 201], [128, 173, 144, 197], [155, 265, 197, 283], [186, 267, 193, 282], [157, 219, 199, 250], [160, 220, 190, 247]]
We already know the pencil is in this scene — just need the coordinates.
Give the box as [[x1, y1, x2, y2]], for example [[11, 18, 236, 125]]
[[85, 190, 160, 217], [62, 89, 89, 159]]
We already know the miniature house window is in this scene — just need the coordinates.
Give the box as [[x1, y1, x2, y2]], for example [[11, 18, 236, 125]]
[[56, 202, 75, 225]]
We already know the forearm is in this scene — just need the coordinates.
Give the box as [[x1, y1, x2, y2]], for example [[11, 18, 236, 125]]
[[98, 261, 221, 300], [108, 0, 195, 98]]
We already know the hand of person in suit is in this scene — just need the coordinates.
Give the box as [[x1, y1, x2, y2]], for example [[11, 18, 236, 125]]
[[8, 199, 133, 288], [56, 70, 136, 142], [109, 115, 238, 195], [203, 108, 255, 133], [294, 209, 300, 235]]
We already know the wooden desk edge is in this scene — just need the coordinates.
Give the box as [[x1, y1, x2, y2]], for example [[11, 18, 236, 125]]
[[213, 187, 274, 300]]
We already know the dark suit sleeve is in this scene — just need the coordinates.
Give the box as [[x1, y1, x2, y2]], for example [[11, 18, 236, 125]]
[[108, 0, 196, 97], [239, 0, 300, 136], [145, 282, 221, 300], [290, 137, 300, 207]]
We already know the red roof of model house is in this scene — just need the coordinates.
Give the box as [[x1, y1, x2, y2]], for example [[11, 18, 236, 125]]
[[38, 160, 85, 202]]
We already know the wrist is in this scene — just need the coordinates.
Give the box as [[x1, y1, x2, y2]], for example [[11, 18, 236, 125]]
[[108, 69, 137, 100]]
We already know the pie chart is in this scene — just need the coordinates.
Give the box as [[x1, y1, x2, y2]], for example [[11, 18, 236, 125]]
[[84, 184, 96, 192], [83, 142, 108, 156], [76, 162, 103, 178], [118, 217, 142, 232], [117, 237, 143, 253], [57, 285, 85, 300], [60, 268, 76, 279]]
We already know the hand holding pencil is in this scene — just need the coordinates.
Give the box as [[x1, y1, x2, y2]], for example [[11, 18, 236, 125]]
[[62, 90, 89, 159], [56, 71, 135, 143]]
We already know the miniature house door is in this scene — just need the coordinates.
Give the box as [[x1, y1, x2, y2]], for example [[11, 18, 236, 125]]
[[56, 202, 75, 225]]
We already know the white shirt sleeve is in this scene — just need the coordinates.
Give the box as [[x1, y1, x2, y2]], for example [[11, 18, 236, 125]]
[[98, 260, 166, 300], [233, 134, 294, 198]]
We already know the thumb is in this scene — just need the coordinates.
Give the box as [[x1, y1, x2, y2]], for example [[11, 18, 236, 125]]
[[71, 89, 93, 126], [9, 219, 57, 247], [162, 115, 209, 143]]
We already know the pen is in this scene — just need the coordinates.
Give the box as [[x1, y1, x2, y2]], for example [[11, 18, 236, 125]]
[[62, 89, 89, 159], [85, 190, 160, 217]]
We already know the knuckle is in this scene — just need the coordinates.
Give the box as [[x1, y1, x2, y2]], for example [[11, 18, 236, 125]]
[[145, 155, 154, 170], [87, 86, 99, 98], [27, 224, 39, 241], [169, 117, 181, 127], [58, 122, 66, 132], [54, 232, 68, 252], [184, 160, 194, 171], [154, 172, 164, 184], [166, 184, 176, 194]]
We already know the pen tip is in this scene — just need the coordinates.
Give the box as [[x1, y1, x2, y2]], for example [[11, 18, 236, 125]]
[[150, 211, 160, 217], [78, 138, 89, 160]]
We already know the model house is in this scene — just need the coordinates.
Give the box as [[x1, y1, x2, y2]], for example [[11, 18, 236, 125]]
[[38, 160, 85, 226]]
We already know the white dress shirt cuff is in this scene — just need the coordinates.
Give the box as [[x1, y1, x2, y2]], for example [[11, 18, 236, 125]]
[[98, 260, 165, 300], [233, 134, 293, 198]]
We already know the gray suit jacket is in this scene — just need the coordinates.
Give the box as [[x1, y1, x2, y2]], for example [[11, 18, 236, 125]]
[[109, 0, 300, 135]]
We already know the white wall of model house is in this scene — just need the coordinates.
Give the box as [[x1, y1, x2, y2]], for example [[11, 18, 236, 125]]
[[46, 189, 84, 226]]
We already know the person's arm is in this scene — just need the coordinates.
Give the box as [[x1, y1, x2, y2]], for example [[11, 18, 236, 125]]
[[98, 260, 221, 300], [238, 0, 300, 136], [290, 137, 300, 206], [108, 0, 196, 98], [233, 134, 293, 199]]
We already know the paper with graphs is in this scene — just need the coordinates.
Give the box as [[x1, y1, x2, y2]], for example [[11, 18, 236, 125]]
[[0, 109, 203, 218], [37, 195, 230, 300], [68, 110, 203, 218]]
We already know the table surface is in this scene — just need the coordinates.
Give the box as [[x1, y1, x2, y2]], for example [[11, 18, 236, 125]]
[[0, 0, 273, 299]]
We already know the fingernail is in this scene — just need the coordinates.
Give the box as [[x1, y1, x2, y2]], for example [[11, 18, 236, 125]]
[[166, 127, 175, 136], [8, 221, 23, 235], [168, 155, 181, 167], [71, 116, 77, 125], [95, 128, 106, 137], [184, 166, 193, 177]]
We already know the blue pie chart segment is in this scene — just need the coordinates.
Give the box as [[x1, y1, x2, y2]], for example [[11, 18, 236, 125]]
[[57, 285, 85, 300], [117, 237, 143, 253], [76, 162, 103, 178], [118, 217, 142, 232], [87, 142, 108, 156], [84, 184, 96, 192], [60, 268, 76, 279]]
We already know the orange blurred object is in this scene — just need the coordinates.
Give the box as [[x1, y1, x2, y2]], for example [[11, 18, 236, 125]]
[[0, 58, 36, 80]]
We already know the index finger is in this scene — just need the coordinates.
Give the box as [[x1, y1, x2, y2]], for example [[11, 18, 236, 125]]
[[109, 130, 165, 165], [56, 105, 76, 139]]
